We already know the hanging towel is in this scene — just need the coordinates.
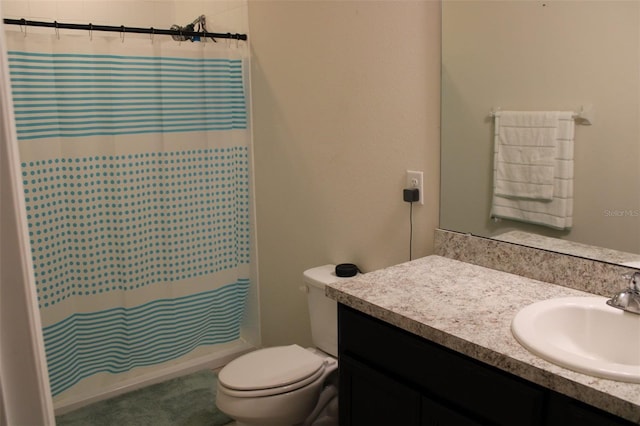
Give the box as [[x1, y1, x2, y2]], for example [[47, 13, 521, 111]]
[[491, 111, 575, 230], [494, 111, 558, 200]]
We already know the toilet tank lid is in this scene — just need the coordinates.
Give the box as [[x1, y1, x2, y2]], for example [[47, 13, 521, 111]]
[[303, 264, 355, 289], [218, 344, 324, 391]]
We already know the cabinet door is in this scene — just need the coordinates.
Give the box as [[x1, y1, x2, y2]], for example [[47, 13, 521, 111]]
[[546, 393, 637, 426], [421, 396, 484, 426], [339, 304, 546, 426], [340, 354, 421, 426]]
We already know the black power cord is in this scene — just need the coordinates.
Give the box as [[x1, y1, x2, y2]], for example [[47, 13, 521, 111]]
[[403, 188, 419, 261], [409, 200, 414, 260]]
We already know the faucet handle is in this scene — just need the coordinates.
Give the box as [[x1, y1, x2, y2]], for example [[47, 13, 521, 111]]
[[623, 271, 640, 292]]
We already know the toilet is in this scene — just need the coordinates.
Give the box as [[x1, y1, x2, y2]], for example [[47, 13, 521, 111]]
[[216, 264, 355, 426]]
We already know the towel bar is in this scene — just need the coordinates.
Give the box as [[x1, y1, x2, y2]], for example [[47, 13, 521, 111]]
[[489, 106, 593, 125]]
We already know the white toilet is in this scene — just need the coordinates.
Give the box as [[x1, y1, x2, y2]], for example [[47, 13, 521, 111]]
[[216, 264, 355, 426]]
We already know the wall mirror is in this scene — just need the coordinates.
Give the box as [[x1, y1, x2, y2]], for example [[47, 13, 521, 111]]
[[440, 0, 640, 266]]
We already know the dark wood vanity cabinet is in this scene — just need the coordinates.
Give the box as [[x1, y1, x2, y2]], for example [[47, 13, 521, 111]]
[[338, 304, 635, 426]]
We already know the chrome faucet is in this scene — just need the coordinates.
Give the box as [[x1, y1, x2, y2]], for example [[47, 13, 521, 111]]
[[606, 272, 640, 315]]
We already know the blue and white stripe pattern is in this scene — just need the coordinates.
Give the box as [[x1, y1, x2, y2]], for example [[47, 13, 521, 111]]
[[7, 51, 247, 140], [44, 279, 250, 396]]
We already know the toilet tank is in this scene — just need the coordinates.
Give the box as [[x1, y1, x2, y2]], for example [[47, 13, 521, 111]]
[[303, 264, 357, 357]]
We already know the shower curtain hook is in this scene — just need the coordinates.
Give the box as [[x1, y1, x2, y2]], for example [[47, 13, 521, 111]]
[[88, 23, 93, 41], [235, 34, 239, 48], [150, 27, 154, 44], [20, 18, 27, 37], [204, 30, 216, 44], [120, 25, 125, 43], [54, 21, 60, 40]]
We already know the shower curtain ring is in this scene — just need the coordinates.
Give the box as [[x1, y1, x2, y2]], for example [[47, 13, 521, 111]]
[[20, 18, 27, 37], [54, 21, 60, 39], [150, 27, 154, 44], [205, 31, 216, 44], [89, 23, 93, 41], [120, 25, 125, 43]]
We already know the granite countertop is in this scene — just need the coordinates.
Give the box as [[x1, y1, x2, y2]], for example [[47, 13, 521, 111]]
[[325, 255, 640, 423]]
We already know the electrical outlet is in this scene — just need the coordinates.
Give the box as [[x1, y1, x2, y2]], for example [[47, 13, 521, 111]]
[[406, 170, 424, 205]]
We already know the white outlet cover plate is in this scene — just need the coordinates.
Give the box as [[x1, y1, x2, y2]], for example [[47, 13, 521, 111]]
[[406, 170, 424, 205]]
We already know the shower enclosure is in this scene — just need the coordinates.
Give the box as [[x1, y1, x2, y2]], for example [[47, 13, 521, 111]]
[[2, 22, 259, 413]]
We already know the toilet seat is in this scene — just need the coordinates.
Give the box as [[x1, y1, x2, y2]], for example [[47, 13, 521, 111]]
[[218, 364, 326, 398], [218, 344, 328, 398]]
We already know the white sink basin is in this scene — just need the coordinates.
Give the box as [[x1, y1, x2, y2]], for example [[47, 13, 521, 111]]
[[511, 297, 640, 383]]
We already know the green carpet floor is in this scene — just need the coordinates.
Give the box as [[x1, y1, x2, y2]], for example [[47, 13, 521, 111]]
[[55, 370, 233, 426]]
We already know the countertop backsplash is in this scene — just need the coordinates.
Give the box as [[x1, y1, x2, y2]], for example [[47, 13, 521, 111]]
[[434, 228, 638, 297]]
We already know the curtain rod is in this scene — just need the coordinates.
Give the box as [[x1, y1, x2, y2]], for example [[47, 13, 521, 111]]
[[2, 18, 247, 41]]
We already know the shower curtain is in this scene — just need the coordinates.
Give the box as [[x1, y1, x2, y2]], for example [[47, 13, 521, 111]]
[[4, 29, 252, 397]]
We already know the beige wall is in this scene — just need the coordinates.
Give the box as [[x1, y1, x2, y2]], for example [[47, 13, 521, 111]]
[[441, 0, 640, 255], [248, 1, 441, 347]]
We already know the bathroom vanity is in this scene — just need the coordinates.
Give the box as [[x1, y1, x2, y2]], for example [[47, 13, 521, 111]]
[[325, 256, 640, 425]]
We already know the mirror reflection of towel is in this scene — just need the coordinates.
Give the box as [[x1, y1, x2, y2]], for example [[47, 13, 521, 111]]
[[494, 111, 558, 201], [491, 111, 575, 230]]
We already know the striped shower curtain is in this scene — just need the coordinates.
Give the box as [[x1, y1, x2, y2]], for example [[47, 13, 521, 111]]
[[5, 29, 252, 397]]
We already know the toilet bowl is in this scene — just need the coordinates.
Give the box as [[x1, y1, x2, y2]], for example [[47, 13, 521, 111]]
[[216, 344, 338, 425], [215, 264, 356, 426]]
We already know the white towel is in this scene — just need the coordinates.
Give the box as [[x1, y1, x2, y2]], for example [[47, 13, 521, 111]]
[[494, 111, 558, 200], [491, 111, 575, 230]]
